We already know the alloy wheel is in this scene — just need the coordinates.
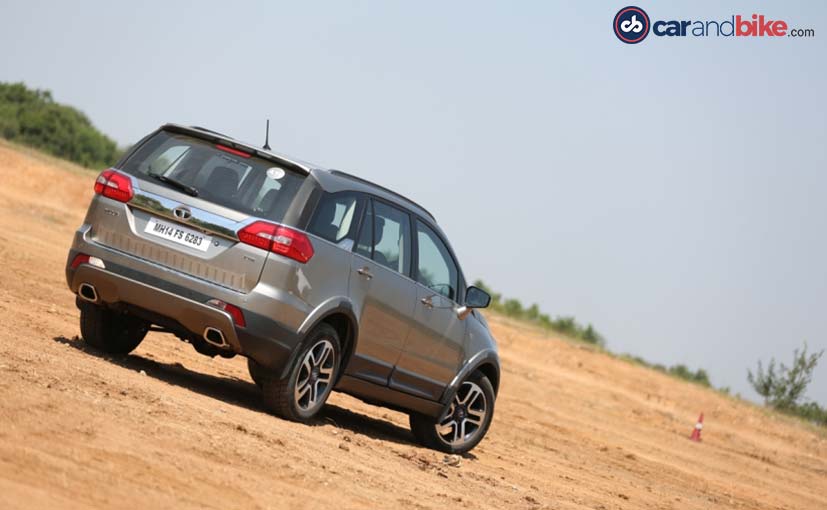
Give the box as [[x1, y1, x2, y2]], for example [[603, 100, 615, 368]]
[[435, 380, 488, 447], [294, 339, 335, 411]]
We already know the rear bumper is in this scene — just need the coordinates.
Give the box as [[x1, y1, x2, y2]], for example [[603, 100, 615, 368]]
[[70, 263, 243, 348], [66, 229, 302, 372]]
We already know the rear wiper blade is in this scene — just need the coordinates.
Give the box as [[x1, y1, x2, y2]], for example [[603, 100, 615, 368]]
[[148, 173, 199, 197]]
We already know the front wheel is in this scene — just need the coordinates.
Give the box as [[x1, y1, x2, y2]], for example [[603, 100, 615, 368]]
[[261, 323, 340, 422], [409, 371, 495, 454]]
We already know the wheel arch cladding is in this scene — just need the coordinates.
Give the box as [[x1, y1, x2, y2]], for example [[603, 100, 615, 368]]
[[317, 310, 357, 375], [475, 362, 500, 395]]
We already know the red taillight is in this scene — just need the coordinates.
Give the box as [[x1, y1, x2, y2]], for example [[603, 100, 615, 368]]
[[93, 170, 112, 194], [206, 299, 246, 327], [216, 144, 252, 158], [237, 221, 314, 263], [94, 169, 134, 202], [70, 253, 90, 269]]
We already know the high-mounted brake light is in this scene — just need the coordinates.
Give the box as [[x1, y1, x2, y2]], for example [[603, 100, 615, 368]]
[[94, 169, 134, 202], [216, 144, 252, 158], [237, 221, 314, 263]]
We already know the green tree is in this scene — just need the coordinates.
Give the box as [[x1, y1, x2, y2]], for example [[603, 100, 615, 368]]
[[503, 298, 524, 318], [0, 82, 121, 168], [582, 323, 605, 346], [693, 368, 711, 386], [552, 316, 578, 337], [748, 343, 823, 410]]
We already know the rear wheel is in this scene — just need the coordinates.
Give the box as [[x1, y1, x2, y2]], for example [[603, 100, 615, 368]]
[[79, 302, 148, 355], [261, 323, 340, 422], [409, 371, 495, 454]]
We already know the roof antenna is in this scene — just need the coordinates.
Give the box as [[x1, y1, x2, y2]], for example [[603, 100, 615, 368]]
[[263, 119, 271, 150]]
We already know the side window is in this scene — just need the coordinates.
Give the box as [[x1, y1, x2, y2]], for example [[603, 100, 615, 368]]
[[308, 193, 362, 246], [372, 201, 411, 275], [416, 220, 458, 300], [355, 200, 373, 259]]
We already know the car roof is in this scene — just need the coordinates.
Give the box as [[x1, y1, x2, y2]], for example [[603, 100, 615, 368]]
[[311, 169, 436, 222], [165, 123, 437, 223]]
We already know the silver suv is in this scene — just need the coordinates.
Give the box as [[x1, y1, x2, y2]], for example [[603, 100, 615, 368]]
[[65, 124, 499, 453]]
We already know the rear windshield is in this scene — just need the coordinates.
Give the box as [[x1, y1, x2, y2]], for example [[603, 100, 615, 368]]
[[120, 131, 305, 221]]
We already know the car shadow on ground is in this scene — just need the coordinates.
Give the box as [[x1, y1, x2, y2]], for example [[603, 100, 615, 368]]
[[51, 335, 418, 448]]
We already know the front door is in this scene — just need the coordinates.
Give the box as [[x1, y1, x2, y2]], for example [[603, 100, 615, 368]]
[[390, 219, 465, 401]]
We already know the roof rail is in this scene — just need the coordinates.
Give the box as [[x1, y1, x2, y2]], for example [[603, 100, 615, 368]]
[[330, 170, 436, 222]]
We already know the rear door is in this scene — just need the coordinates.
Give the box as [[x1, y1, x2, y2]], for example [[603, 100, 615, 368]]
[[390, 219, 465, 401], [92, 130, 307, 293], [346, 198, 417, 385]]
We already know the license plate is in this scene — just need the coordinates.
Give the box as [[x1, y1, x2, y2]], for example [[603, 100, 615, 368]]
[[144, 217, 211, 252]]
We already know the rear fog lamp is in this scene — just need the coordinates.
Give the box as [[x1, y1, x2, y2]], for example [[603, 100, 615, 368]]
[[206, 298, 246, 327]]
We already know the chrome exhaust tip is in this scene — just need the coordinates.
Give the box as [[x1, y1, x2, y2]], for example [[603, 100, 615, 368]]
[[78, 283, 98, 303], [203, 327, 228, 348]]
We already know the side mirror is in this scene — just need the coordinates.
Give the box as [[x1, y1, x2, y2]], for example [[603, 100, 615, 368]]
[[456, 286, 492, 320], [465, 286, 491, 309]]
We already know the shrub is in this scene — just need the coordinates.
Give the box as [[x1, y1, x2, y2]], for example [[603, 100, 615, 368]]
[[668, 364, 711, 386], [623, 355, 711, 387], [582, 324, 602, 344], [473, 279, 606, 346], [748, 343, 823, 410], [790, 401, 827, 426], [471, 282, 720, 387], [502, 298, 524, 318], [0, 82, 121, 168]]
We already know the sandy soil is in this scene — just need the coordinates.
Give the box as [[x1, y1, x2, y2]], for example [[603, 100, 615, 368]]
[[0, 141, 825, 510]]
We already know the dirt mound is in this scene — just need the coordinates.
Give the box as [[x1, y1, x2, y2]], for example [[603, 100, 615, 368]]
[[0, 142, 825, 509]]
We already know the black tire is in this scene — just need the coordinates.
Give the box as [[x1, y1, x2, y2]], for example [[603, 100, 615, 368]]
[[79, 302, 148, 355], [410, 371, 495, 454], [261, 323, 341, 422], [247, 358, 267, 388]]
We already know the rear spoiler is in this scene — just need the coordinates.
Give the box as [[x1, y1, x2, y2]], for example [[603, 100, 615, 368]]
[[154, 123, 314, 176]]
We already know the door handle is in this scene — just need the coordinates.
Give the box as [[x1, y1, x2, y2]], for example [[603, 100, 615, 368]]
[[357, 267, 373, 280], [420, 296, 434, 309]]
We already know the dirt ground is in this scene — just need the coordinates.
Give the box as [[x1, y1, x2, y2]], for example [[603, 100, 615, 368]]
[[0, 141, 825, 510]]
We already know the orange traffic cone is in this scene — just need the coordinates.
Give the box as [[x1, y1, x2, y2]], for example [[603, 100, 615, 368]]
[[689, 412, 704, 442]]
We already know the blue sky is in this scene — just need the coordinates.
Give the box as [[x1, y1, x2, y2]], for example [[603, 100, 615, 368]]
[[1, 1, 825, 403]]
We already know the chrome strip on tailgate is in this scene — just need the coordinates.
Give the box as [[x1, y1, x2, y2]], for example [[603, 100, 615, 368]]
[[130, 189, 239, 240], [95, 226, 248, 292]]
